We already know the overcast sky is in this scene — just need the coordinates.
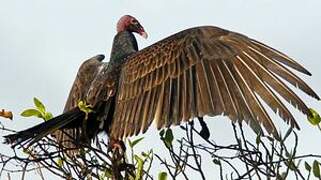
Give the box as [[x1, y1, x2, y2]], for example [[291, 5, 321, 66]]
[[1, 0, 321, 179]]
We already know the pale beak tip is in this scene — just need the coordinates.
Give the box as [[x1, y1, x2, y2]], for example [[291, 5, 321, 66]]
[[141, 32, 148, 39]]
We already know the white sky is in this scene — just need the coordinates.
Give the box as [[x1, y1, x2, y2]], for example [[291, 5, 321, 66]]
[[1, 0, 321, 179]]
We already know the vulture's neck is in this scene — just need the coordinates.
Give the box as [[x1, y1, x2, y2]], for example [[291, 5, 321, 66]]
[[109, 31, 138, 65]]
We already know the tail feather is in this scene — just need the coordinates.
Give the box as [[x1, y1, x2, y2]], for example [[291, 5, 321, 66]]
[[4, 108, 84, 148]]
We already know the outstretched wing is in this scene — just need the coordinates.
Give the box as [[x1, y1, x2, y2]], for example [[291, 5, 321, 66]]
[[53, 54, 105, 149], [110, 26, 319, 140]]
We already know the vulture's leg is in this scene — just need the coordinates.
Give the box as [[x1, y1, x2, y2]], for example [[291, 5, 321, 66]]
[[109, 138, 126, 153], [198, 117, 210, 140], [108, 138, 127, 179]]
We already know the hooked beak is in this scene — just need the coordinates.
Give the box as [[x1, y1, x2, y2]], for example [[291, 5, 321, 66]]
[[139, 31, 148, 39], [132, 21, 148, 39]]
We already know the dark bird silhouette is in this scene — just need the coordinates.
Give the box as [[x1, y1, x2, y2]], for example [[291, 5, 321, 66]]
[[4, 15, 320, 149]]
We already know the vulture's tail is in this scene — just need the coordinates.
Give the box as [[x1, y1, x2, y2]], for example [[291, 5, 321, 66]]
[[4, 108, 85, 148]]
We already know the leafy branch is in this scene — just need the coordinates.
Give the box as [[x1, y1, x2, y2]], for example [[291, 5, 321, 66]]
[[1, 98, 321, 180]]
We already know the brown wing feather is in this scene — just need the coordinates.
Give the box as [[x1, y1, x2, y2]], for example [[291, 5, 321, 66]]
[[110, 26, 319, 139], [53, 55, 104, 150]]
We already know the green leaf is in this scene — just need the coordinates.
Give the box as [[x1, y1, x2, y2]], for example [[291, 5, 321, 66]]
[[141, 151, 147, 157], [313, 160, 320, 178], [43, 112, 53, 121], [277, 172, 287, 180], [57, 158, 64, 168], [164, 128, 174, 147], [141, 149, 153, 158], [158, 172, 167, 180], [33, 97, 46, 113], [79, 148, 86, 157], [286, 160, 296, 171], [213, 159, 221, 165], [256, 134, 261, 145], [98, 174, 105, 180], [159, 129, 165, 137], [305, 162, 311, 172], [78, 100, 93, 114], [22, 148, 31, 155], [128, 139, 133, 148], [20, 109, 42, 118], [308, 108, 321, 126], [103, 168, 113, 178], [134, 155, 144, 180], [129, 137, 144, 148]]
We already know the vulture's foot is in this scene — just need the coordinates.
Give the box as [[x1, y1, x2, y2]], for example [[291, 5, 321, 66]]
[[109, 138, 126, 155]]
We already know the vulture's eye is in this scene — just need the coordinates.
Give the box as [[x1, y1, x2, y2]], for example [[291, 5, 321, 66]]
[[131, 19, 138, 25]]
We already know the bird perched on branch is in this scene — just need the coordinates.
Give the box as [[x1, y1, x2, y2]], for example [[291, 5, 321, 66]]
[[4, 15, 319, 150]]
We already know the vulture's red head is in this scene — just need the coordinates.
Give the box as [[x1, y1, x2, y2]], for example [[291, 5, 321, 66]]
[[117, 15, 148, 39]]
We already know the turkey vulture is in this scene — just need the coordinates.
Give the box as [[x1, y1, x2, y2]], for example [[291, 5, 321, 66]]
[[4, 15, 320, 149]]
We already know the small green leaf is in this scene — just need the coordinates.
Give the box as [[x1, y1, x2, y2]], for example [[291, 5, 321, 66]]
[[44, 112, 53, 121], [129, 137, 144, 148], [164, 128, 174, 147], [33, 97, 46, 113], [57, 158, 64, 168], [78, 100, 93, 114], [256, 134, 261, 145], [158, 172, 167, 180], [313, 160, 320, 178], [22, 148, 31, 155], [141, 151, 147, 157], [103, 168, 113, 178], [141, 149, 153, 158], [21, 109, 42, 118], [308, 108, 321, 126], [98, 174, 105, 180], [128, 139, 133, 148], [213, 159, 221, 165], [159, 129, 165, 137], [286, 160, 296, 171], [79, 148, 86, 157], [305, 162, 311, 172], [134, 155, 144, 180], [277, 172, 287, 180]]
